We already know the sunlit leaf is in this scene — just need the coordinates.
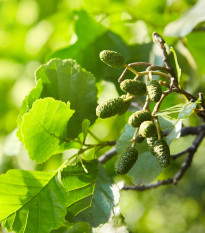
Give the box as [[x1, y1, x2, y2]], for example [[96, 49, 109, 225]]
[[178, 99, 200, 119], [0, 170, 67, 233], [21, 98, 75, 163], [167, 47, 181, 84]]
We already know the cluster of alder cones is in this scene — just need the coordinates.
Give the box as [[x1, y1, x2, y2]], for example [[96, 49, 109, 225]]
[[96, 50, 170, 175]]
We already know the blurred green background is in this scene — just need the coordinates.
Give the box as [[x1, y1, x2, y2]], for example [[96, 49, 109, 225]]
[[1, 0, 205, 232]]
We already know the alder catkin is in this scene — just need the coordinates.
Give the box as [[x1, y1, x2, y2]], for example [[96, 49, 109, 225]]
[[120, 79, 146, 96], [128, 110, 152, 128], [153, 139, 170, 168], [147, 80, 162, 102], [139, 121, 158, 138], [99, 50, 125, 68], [115, 147, 138, 175]]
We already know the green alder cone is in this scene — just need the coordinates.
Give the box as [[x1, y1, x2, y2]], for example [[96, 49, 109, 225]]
[[139, 121, 157, 138], [99, 50, 125, 68], [146, 136, 158, 154], [118, 95, 131, 115], [96, 96, 131, 118], [153, 139, 170, 168], [147, 80, 162, 102], [128, 110, 152, 128], [120, 79, 146, 96], [115, 147, 138, 175]]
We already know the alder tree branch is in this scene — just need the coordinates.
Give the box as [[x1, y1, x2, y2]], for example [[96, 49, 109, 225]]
[[98, 147, 117, 164]]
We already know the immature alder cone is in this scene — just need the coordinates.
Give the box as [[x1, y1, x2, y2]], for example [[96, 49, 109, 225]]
[[118, 95, 131, 115], [153, 139, 170, 168], [128, 110, 152, 128], [120, 79, 146, 96], [139, 121, 157, 138], [96, 96, 130, 118], [147, 80, 162, 102], [115, 147, 138, 175], [99, 50, 125, 68]]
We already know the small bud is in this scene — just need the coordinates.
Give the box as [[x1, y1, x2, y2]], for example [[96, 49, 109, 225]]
[[147, 80, 162, 102], [128, 110, 152, 128], [99, 50, 125, 68], [153, 139, 170, 168], [139, 121, 157, 138], [115, 147, 138, 175], [120, 79, 146, 96]]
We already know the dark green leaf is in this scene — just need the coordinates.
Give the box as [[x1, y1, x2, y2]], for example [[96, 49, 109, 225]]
[[61, 160, 119, 227]]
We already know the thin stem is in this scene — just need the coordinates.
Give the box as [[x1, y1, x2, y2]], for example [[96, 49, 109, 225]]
[[123, 63, 139, 76], [152, 92, 169, 116], [135, 71, 170, 80], [154, 117, 162, 140], [131, 128, 139, 148]]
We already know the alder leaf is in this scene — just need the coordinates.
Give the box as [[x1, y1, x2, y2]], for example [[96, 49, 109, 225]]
[[167, 47, 181, 84], [35, 58, 98, 139], [21, 98, 75, 163], [61, 160, 120, 227], [0, 169, 67, 233], [178, 99, 200, 119]]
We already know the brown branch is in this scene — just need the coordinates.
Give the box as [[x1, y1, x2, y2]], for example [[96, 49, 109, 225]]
[[122, 129, 205, 191], [152, 32, 177, 84], [98, 147, 117, 164], [118, 62, 152, 82]]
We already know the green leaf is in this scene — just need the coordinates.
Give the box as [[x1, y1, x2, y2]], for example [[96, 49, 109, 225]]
[[167, 47, 181, 83], [116, 124, 162, 185], [21, 98, 75, 163], [178, 99, 200, 119], [51, 221, 91, 233], [61, 160, 119, 227], [17, 79, 43, 141], [167, 120, 182, 145], [164, 0, 205, 37], [128, 151, 162, 185], [35, 58, 98, 139], [156, 104, 184, 120], [0, 169, 67, 233]]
